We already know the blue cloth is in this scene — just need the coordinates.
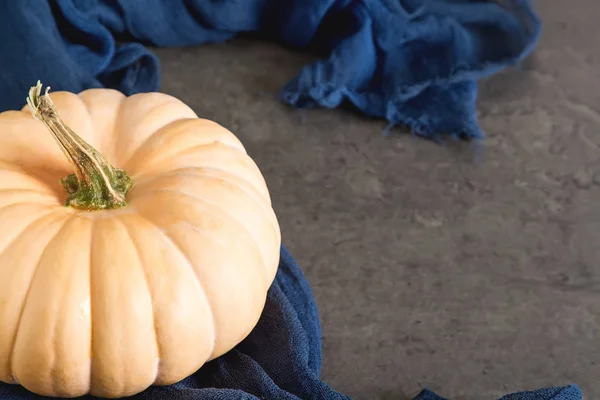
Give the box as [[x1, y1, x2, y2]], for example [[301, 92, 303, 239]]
[[0, 247, 349, 400], [0, 0, 541, 140], [0, 1, 582, 399], [414, 385, 584, 400]]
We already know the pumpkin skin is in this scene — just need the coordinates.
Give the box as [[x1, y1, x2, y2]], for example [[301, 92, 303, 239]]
[[0, 85, 281, 398]]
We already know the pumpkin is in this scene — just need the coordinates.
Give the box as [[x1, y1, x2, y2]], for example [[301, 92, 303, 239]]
[[0, 82, 281, 398]]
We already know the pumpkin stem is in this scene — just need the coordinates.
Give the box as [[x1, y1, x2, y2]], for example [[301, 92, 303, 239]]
[[26, 81, 133, 211]]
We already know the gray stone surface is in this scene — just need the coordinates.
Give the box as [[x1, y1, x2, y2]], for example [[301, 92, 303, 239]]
[[154, 1, 600, 398]]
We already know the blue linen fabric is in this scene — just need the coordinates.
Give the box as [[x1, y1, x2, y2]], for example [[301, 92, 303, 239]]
[[414, 385, 583, 400], [0, 0, 541, 139], [0, 1, 582, 399]]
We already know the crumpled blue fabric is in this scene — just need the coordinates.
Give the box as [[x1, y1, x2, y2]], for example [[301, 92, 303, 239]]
[[0, 1, 581, 399], [414, 385, 584, 400], [0, 247, 350, 400], [0, 0, 541, 140]]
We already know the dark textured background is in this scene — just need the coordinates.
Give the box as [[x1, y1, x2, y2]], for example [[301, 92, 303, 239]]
[[154, 1, 599, 398]]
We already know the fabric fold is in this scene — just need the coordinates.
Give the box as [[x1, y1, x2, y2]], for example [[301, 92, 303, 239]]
[[2, 0, 540, 140]]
